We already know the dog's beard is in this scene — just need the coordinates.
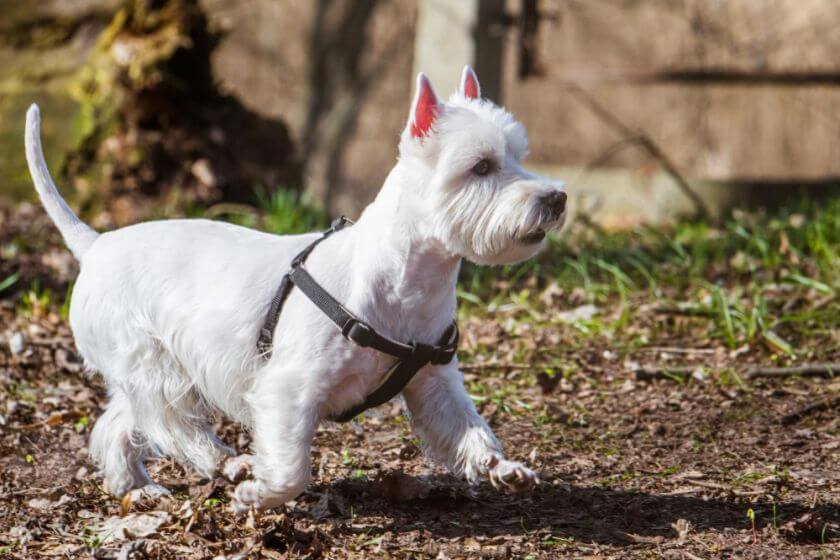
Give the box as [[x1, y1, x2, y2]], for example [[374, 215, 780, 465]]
[[433, 185, 563, 266]]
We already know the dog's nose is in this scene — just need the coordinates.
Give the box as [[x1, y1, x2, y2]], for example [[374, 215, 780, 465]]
[[541, 191, 567, 217]]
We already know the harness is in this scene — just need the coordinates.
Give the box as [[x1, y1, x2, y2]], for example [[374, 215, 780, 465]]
[[257, 217, 459, 422]]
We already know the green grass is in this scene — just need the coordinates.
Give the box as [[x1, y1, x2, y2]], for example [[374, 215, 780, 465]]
[[457, 196, 840, 359], [6, 185, 839, 361], [188, 187, 328, 235], [461, 198, 839, 301]]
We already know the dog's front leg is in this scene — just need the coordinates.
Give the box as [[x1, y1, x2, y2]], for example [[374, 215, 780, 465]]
[[403, 364, 539, 492], [232, 368, 318, 511]]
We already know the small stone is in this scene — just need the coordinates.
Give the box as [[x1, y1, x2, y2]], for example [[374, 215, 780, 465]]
[[74, 466, 89, 481], [9, 332, 25, 355], [28, 498, 52, 510], [191, 159, 217, 187]]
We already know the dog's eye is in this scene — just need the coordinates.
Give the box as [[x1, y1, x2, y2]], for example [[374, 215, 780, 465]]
[[472, 159, 493, 176]]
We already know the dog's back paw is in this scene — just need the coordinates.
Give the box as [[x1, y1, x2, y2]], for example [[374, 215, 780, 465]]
[[222, 454, 255, 483], [126, 483, 171, 502]]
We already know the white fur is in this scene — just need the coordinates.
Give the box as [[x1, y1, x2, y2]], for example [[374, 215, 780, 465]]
[[23, 67, 565, 510], [25, 106, 98, 259]]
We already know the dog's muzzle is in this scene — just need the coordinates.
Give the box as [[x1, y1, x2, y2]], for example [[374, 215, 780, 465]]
[[516, 191, 567, 244], [541, 191, 567, 219]]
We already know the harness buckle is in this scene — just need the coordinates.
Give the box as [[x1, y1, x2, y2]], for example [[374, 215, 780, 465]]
[[411, 342, 436, 364], [342, 319, 374, 347], [331, 216, 353, 231]]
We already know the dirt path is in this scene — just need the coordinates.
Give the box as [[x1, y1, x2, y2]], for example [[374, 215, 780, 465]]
[[0, 204, 838, 558], [0, 307, 837, 559]]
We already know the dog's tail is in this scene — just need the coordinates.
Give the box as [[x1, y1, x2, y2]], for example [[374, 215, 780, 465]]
[[25, 104, 98, 260]]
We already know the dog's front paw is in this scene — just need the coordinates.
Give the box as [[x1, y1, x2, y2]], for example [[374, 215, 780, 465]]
[[230, 480, 300, 512], [485, 456, 539, 493], [222, 454, 255, 483]]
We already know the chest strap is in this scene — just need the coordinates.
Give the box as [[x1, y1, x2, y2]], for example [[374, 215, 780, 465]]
[[257, 216, 459, 422]]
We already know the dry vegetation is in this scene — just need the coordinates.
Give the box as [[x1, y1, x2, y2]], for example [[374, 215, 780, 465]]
[[0, 197, 838, 559]]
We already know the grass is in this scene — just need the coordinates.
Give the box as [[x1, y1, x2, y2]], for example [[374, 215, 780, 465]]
[[456, 197, 839, 361], [2, 193, 838, 558], [188, 187, 328, 235], [8, 187, 840, 365]]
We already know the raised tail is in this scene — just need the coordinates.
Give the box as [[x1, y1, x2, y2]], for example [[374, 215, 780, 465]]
[[25, 104, 98, 260]]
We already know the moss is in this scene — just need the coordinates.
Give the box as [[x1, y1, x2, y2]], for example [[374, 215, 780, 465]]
[[0, 14, 106, 50], [1, 0, 299, 220]]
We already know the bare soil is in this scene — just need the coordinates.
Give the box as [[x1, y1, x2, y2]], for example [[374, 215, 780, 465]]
[[0, 207, 838, 559]]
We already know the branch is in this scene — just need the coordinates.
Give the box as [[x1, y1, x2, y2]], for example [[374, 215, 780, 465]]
[[460, 362, 536, 372], [746, 364, 840, 379], [653, 305, 717, 318], [781, 396, 840, 426], [567, 84, 712, 221], [633, 366, 699, 381]]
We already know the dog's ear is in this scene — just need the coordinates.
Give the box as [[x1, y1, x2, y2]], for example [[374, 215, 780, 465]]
[[409, 73, 440, 139], [460, 65, 481, 100]]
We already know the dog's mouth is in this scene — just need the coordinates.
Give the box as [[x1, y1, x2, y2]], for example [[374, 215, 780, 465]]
[[519, 228, 546, 244]]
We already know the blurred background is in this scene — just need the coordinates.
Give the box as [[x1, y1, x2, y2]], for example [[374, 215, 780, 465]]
[[1, 0, 839, 228]]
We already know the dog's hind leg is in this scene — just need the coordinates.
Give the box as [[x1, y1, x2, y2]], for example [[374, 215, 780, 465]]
[[231, 368, 317, 511], [89, 390, 164, 497], [111, 341, 234, 480], [131, 385, 233, 481], [222, 453, 255, 483]]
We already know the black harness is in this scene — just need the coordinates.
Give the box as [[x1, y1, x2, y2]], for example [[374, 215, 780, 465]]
[[257, 217, 459, 422]]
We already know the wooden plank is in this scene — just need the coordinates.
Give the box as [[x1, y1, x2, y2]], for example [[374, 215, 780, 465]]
[[502, 0, 840, 181]]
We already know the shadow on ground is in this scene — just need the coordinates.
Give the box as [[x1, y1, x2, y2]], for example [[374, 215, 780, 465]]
[[321, 474, 838, 545]]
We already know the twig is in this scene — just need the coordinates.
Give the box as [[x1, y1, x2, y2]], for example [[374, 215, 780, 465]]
[[567, 84, 712, 220], [653, 305, 716, 318], [575, 210, 608, 237], [460, 362, 537, 372], [634, 366, 698, 381], [580, 135, 644, 174], [640, 346, 717, 354], [685, 480, 732, 491], [781, 396, 840, 426], [746, 364, 840, 379]]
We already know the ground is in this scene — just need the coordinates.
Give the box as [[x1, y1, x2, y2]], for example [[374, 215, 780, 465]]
[[0, 198, 838, 559]]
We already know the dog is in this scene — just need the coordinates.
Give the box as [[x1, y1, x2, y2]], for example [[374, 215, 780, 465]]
[[24, 66, 567, 511]]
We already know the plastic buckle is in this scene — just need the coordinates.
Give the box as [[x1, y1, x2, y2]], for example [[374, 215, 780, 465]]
[[342, 319, 374, 347], [411, 342, 436, 364], [331, 216, 350, 231]]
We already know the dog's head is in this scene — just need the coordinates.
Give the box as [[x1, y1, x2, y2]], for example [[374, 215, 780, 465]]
[[396, 66, 567, 265]]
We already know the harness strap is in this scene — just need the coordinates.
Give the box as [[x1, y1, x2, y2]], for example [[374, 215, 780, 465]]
[[257, 216, 459, 422], [256, 216, 351, 356], [329, 324, 458, 422]]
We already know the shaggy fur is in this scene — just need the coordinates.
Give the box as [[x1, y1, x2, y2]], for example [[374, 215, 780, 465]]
[[24, 66, 566, 511]]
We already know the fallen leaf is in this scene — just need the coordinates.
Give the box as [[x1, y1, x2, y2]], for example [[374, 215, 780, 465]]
[[556, 304, 598, 323], [97, 511, 170, 543]]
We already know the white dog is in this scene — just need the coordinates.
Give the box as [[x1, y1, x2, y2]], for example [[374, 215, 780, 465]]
[[25, 66, 567, 511]]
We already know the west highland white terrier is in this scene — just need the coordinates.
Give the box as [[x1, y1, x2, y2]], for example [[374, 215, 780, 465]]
[[24, 66, 567, 511]]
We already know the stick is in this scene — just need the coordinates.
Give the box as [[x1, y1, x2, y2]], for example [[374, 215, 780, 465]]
[[781, 396, 840, 426], [653, 305, 717, 317], [746, 364, 840, 379], [567, 84, 712, 220], [640, 346, 717, 354], [460, 362, 539, 372], [634, 366, 698, 381]]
